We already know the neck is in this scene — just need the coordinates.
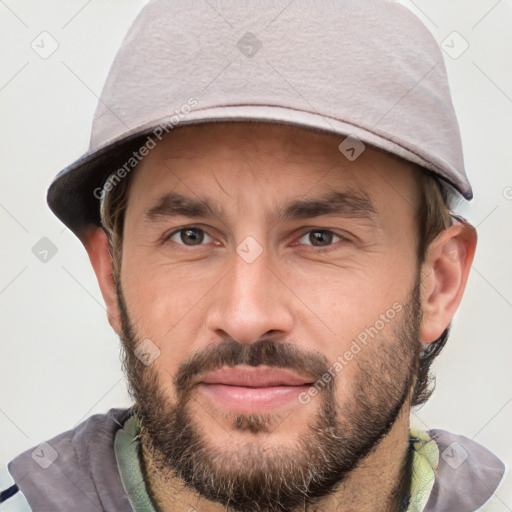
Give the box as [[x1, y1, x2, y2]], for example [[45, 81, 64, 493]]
[[140, 405, 412, 512]]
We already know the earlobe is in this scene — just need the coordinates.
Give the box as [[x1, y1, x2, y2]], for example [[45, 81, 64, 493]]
[[420, 221, 477, 343], [83, 227, 122, 334]]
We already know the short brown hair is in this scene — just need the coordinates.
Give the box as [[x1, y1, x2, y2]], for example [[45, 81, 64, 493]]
[[99, 162, 459, 408], [413, 169, 458, 407]]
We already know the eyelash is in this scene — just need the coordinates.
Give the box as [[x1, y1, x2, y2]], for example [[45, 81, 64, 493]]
[[164, 226, 350, 252], [295, 230, 346, 252]]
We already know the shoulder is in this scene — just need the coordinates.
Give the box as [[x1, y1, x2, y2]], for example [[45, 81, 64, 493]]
[[2, 407, 134, 511], [424, 429, 506, 512]]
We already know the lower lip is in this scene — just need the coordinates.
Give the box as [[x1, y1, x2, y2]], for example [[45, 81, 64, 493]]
[[197, 383, 311, 412]]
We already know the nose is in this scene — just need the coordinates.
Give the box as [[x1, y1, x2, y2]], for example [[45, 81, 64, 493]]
[[205, 250, 294, 344]]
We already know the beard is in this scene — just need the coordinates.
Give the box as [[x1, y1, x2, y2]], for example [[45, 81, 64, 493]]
[[116, 277, 421, 512]]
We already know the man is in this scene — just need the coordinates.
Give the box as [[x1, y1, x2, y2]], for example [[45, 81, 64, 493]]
[[1, 0, 506, 511]]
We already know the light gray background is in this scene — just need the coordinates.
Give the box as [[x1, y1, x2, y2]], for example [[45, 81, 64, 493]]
[[0, 0, 511, 508]]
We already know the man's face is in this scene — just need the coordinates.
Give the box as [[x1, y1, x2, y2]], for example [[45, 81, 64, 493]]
[[116, 123, 423, 510]]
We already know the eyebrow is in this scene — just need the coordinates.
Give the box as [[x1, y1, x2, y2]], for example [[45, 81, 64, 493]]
[[143, 192, 219, 222], [142, 190, 377, 224], [280, 191, 377, 221]]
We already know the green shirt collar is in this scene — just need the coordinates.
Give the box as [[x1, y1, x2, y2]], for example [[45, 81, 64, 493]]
[[115, 414, 158, 512]]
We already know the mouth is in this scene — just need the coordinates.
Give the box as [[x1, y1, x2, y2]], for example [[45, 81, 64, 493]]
[[196, 365, 315, 413]]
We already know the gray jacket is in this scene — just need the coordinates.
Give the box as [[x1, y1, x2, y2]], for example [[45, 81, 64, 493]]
[[2, 408, 506, 511]]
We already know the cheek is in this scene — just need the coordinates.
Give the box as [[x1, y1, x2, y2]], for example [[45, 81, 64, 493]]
[[279, 256, 415, 354], [329, 308, 414, 413], [122, 248, 215, 326], [120, 256, 222, 378]]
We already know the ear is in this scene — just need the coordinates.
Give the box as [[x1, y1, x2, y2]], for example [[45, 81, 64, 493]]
[[83, 227, 122, 335], [420, 221, 477, 343]]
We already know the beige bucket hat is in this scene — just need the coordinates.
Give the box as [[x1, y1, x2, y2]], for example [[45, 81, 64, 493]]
[[47, 0, 472, 243]]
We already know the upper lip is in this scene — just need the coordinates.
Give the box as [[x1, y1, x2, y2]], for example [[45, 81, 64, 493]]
[[199, 366, 314, 387]]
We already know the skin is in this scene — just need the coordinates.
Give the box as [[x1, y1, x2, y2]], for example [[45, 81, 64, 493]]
[[87, 122, 476, 511]]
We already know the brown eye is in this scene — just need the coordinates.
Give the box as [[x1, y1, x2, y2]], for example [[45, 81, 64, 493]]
[[299, 230, 340, 247]]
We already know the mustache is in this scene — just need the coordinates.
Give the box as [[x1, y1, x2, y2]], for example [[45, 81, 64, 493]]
[[174, 338, 331, 394]]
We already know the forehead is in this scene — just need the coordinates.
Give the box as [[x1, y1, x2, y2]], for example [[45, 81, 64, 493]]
[[126, 122, 419, 215]]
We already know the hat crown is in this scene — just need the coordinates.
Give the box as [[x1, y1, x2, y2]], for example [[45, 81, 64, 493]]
[[48, 0, 471, 241]]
